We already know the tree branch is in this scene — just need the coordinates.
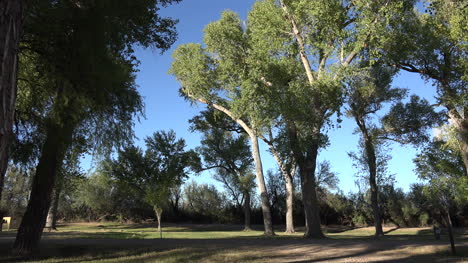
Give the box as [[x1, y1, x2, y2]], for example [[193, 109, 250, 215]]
[[280, 0, 316, 84], [187, 94, 255, 138]]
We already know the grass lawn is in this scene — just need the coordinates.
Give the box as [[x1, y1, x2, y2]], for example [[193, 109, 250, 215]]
[[0, 223, 467, 263]]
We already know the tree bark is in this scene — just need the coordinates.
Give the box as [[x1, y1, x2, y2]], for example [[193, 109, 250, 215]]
[[45, 181, 62, 230], [448, 109, 468, 175], [243, 190, 252, 231], [263, 139, 296, 233], [0, 0, 26, 220], [250, 134, 275, 236], [12, 99, 76, 255], [298, 142, 324, 238], [284, 172, 295, 233], [444, 208, 456, 255], [356, 118, 384, 237], [154, 206, 163, 233]]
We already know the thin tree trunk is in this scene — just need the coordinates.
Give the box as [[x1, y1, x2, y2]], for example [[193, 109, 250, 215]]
[[189, 97, 274, 236], [284, 172, 295, 233], [0, 0, 26, 221], [444, 208, 456, 255], [154, 206, 162, 232], [354, 116, 384, 237], [243, 191, 252, 231], [250, 134, 275, 236], [264, 140, 295, 234], [12, 99, 76, 254], [298, 142, 324, 238], [45, 181, 62, 230]]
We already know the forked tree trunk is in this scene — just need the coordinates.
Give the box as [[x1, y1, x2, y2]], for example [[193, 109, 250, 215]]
[[45, 182, 62, 230], [13, 100, 76, 255], [266, 142, 295, 234], [243, 191, 252, 231], [154, 206, 163, 232], [298, 142, 324, 238], [0, 0, 26, 219]]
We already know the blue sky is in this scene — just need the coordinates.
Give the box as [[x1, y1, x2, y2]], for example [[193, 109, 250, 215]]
[[84, 0, 438, 194]]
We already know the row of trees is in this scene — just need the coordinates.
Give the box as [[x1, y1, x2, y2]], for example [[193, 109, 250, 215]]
[[4, 160, 467, 229], [170, 0, 467, 241]]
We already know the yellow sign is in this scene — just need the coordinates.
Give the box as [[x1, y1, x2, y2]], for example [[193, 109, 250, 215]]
[[2, 217, 11, 230]]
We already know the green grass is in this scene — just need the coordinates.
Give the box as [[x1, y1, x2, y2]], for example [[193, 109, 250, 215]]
[[1, 223, 466, 263], [49, 223, 465, 241], [50, 222, 304, 239]]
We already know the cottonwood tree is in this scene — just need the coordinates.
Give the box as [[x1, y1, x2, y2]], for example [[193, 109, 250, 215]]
[[170, 12, 277, 235], [12, 0, 181, 254], [243, 0, 415, 238], [383, 0, 468, 174], [346, 63, 443, 236]]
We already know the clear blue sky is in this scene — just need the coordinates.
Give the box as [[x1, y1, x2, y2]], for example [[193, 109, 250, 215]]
[[83, 0, 438, 194]]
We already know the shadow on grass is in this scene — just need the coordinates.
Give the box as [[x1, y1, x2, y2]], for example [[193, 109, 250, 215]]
[[1, 238, 466, 263]]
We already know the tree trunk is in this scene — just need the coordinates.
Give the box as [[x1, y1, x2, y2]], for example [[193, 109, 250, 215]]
[[266, 141, 295, 234], [12, 100, 76, 255], [190, 98, 274, 236], [154, 206, 162, 233], [354, 116, 384, 237], [45, 181, 62, 230], [364, 136, 384, 237], [298, 143, 324, 238], [0, 0, 26, 220], [284, 172, 295, 233], [250, 134, 274, 236], [243, 191, 252, 231], [444, 208, 456, 255]]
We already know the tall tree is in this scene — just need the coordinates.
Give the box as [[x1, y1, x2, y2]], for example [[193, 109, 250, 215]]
[[170, 12, 276, 236], [245, 0, 416, 238], [346, 63, 443, 236], [13, 0, 181, 254], [0, 0, 27, 223]]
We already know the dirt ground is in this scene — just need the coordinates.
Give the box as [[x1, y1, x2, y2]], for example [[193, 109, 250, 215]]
[[0, 227, 467, 262]]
